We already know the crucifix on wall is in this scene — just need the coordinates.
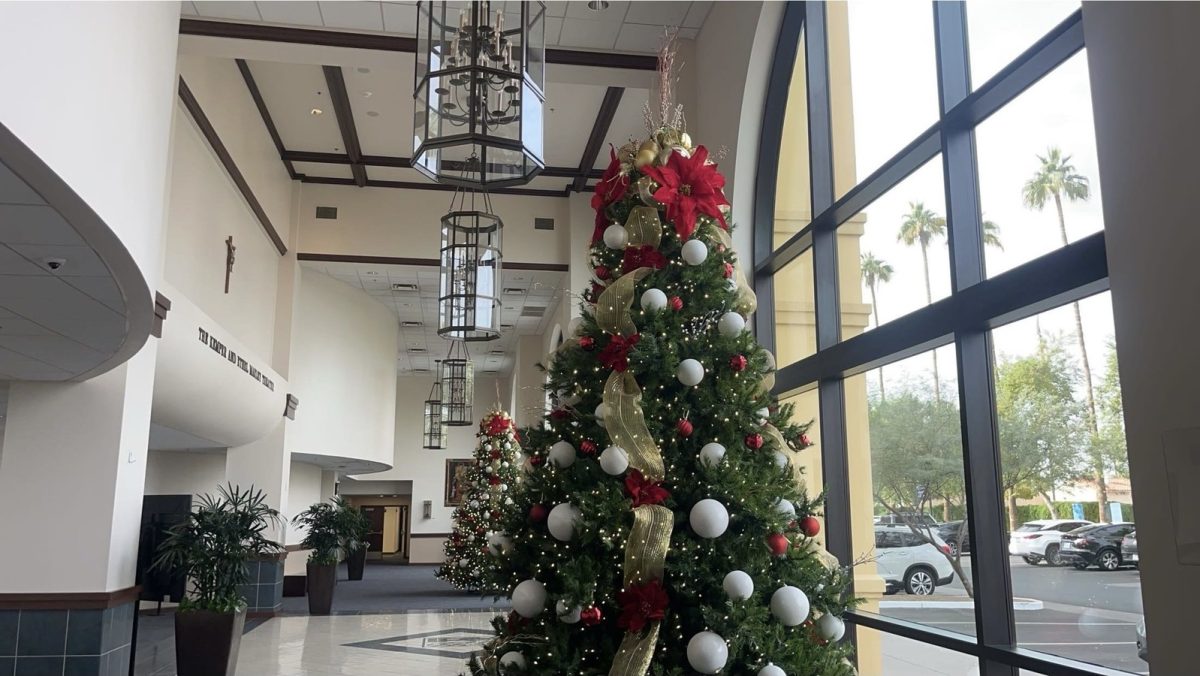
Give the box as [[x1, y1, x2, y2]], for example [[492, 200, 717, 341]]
[[225, 235, 236, 294]]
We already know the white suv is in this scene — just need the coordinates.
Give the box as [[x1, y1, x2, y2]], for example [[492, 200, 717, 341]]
[[874, 526, 956, 595], [1007, 519, 1093, 566]]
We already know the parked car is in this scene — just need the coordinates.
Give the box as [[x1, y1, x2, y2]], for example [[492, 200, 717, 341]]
[[874, 525, 955, 595], [1060, 522, 1136, 570], [1135, 615, 1148, 662], [874, 512, 940, 528], [937, 520, 971, 556], [1121, 530, 1139, 566], [1007, 519, 1093, 566]]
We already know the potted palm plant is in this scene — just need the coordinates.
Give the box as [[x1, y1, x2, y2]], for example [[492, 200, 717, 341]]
[[336, 497, 372, 581], [293, 501, 343, 614], [154, 485, 282, 676]]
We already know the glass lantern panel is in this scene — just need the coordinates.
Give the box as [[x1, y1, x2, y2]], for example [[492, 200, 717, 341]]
[[526, 2, 546, 92], [416, 1, 432, 86], [483, 145, 525, 185], [522, 80, 544, 162]]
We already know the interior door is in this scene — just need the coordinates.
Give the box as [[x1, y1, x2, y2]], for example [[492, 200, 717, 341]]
[[362, 506, 386, 553]]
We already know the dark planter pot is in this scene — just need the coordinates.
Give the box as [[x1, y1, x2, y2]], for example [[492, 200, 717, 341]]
[[307, 561, 337, 615], [174, 607, 246, 676], [347, 546, 367, 581]]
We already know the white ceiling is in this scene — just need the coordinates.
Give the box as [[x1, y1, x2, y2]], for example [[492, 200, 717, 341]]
[[300, 259, 565, 375], [183, 1, 713, 54], [0, 159, 130, 381]]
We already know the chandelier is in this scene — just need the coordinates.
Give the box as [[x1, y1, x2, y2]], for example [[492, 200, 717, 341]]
[[412, 1, 547, 188], [440, 341, 475, 426], [422, 364, 448, 449], [438, 187, 502, 341]]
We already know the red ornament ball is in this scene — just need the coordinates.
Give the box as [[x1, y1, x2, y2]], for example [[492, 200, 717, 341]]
[[580, 440, 598, 456], [723, 262, 735, 278], [669, 296, 684, 311], [745, 433, 764, 450], [529, 504, 548, 523], [800, 515, 821, 537], [595, 265, 611, 280], [490, 510, 501, 520], [767, 532, 789, 557], [579, 335, 595, 351], [490, 450, 501, 460], [729, 354, 747, 372], [800, 433, 812, 447], [580, 605, 603, 626], [488, 475, 500, 485], [676, 418, 694, 437]]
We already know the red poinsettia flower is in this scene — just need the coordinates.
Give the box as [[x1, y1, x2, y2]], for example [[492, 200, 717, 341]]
[[625, 469, 670, 507], [486, 415, 511, 436], [641, 145, 729, 240], [616, 579, 669, 633], [598, 333, 641, 372], [488, 475, 500, 486], [588, 281, 607, 304], [591, 147, 630, 244], [621, 245, 668, 275]]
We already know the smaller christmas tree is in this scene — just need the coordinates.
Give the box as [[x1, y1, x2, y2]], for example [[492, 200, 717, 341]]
[[437, 409, 524, 592]]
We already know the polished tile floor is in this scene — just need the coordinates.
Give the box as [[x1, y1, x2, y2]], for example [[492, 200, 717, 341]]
[[235, 611, 502, 676]]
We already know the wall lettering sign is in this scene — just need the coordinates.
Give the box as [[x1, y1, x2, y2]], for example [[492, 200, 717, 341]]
[[197, 327, 275, 391]]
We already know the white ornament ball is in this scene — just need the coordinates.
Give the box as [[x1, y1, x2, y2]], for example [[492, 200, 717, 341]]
[[770, 585, 811, 626], [484, 443, 494, 451], [500, 484, 509, 492], [773, 451, 790, 469], [511, 579, 547, 618], [677, 358, 705, 386], [718, 311, 746, 338], [499, 651, 526, 670], [681, 239, 709, 266], [547, 503, 581, 542], [458, 558, 469, 568], [817, 613, 846, 642], [487, 532, 513, 555], [690, 499, 730, 538], [758, 664, 787, 676], [757, 407, 771, 422], [775, 498, 796, 517], [686, 631, 728, 674], [722, 570, 754, 601], [699, 442, 726, 468], [503, 441, 512, 450], [549, 440, 577, 468], [567, 316, 583, 338], [595, 403, 609, 421], [603, 224, 628, 250], [556, 600, 582, 624], [640, 288, 669, 312], [599, 445, 630, 476], [469, 499, 480, 508]]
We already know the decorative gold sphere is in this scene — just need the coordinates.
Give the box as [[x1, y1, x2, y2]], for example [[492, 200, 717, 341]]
[[634, 148, 656, 168]]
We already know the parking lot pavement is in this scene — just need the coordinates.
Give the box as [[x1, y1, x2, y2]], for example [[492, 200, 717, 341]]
[[871, 555, 1146, 673]]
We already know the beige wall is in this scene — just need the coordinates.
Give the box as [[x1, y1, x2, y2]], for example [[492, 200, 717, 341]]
[[144, 450, 226, 497]]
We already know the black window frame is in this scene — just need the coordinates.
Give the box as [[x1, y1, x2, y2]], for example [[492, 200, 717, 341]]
[[754, 3, 1124, 675]]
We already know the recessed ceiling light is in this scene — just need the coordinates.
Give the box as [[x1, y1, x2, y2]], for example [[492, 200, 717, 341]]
[[587, 0, 609, 10], [367, 110, 380, 118], [311, 108, 324, 116]]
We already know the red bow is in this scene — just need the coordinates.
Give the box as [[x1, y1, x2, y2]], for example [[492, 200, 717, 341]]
[[625, 469, 670, 508], [598, 333, 641, 372], [616, 579, 669, 633], [621, 245, 668, 275]]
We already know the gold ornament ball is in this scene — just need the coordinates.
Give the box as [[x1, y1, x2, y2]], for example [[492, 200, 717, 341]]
[[638, 139, 661, 155], [635, 148, 657, 168]]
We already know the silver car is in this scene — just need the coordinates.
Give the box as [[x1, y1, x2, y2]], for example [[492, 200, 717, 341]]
[[1136, 616, 1148, 661]]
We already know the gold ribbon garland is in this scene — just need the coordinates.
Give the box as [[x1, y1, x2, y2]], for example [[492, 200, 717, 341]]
[[610, 503, 673, 676], [603, 372, 665, 482], [707, 225, 758, 316]]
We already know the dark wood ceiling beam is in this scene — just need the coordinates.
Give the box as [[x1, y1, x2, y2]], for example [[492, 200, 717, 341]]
[[235, 59, 298, 180], [298, 252, 569, 273], [321, 65, 367, 187], [281, 150, 597, 179], [179, 19, 659, 70], [573, 87, 624, 192], [299, 175, 571, 198]]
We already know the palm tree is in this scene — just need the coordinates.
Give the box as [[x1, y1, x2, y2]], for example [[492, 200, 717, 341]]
[[1022, 147, 1106, 518], [984, 219, 1004, 250], [897, 202, 947, 400], [860, 252, 894, 400]]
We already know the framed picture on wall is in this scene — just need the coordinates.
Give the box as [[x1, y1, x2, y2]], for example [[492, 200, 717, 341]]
[[444, 459, 473, 506]]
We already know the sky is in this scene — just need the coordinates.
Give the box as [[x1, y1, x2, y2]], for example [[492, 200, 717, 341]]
[[832, 0, 1113, 397]]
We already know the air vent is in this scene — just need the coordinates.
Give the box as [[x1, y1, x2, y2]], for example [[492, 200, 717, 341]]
[[520, 306, 546, 318], [409, 347, 427, 353], [534, 217, 555, 231], [401, 320, 423, 327], [392, 283, 419, 292], [503, 287, 526, 295], [315, 206, 338, 219], [412, 368, 431, 373], [489, 349, 506, 355], [501, 323, 514, 329]]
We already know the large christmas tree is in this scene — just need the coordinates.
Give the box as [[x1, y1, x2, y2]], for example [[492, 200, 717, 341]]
[[437, 409, 523, 593], [469, 48, 857, 676]]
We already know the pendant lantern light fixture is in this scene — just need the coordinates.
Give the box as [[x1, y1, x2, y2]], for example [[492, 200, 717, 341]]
[[440, 341, 475, 426], [422, 362, 448, 449], [412, 1, 547, 188], [438, 185, 503, 341]]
